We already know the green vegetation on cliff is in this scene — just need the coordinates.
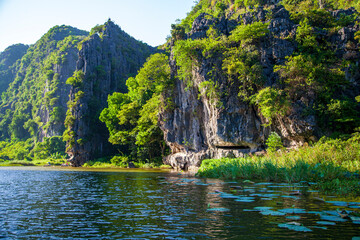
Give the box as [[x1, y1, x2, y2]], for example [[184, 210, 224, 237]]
[[0, 26, 87, 162], [63, 20, 156, 166], [0, 0, 360, 170], [175, 0, 360, 195], [0, 44, 29, 94], [100, 53, 172, 164], [171, 0, 360, 135]]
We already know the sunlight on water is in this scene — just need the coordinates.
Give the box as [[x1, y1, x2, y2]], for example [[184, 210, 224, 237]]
[[0, 167, 359, 239]]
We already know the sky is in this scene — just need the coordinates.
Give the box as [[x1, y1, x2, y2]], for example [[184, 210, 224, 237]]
[[0, 0, 195, 52]]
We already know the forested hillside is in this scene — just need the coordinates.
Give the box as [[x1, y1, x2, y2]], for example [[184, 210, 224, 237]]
[[0, 44, 29, 94], [101, 0, 360, 170], [0, 0, 359, 168], [0, 26, 87, 161], [0, 21, 154, 165]]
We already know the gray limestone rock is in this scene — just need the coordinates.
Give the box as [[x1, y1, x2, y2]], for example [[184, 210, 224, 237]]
[[67, 20, 155, 166], [159, 4, 360, 170]]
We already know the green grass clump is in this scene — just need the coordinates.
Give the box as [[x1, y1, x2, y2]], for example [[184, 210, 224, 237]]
[[0, 158, 66, 167], [82, 157, 167, 169], [160, 164, 173, 169], [197, 136, 360, 196]]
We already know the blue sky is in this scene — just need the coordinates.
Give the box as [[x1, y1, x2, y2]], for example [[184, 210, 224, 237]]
[[0, 0, 195, 52]]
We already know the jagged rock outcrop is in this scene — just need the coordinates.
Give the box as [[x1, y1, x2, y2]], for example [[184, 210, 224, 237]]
[[66, 20, 156, 166], [160, 4, 360, 170]]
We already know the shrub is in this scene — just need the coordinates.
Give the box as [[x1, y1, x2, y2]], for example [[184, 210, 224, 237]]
[[66, 70, 84, 88], [110, 155, 129, 167], [251, 87, 289, 126], [228, 22, 269, 44], [266, 132, 284, 153]]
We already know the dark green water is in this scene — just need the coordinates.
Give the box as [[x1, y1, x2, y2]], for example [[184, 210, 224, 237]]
[[0, 167, 359, 239]]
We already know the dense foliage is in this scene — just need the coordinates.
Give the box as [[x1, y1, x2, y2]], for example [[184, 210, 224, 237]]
[[171, 0, 360, 136], [1, 0, 360, 167], [0, 26, 87, 161], [100, 53, 172, 164], [0, 44, 29, 94]]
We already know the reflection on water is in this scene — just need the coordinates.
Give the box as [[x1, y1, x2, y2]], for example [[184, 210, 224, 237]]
[[0, 167, 359, 239]]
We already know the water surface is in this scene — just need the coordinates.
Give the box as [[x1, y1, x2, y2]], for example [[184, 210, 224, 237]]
[[0, 167, 359, 239]]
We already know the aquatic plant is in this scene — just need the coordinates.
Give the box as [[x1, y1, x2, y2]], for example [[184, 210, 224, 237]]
[[197, 135, 360, 196]]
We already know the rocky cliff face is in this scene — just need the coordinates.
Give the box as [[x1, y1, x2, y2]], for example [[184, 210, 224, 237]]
[[37, 44, 80, 141], [160, 4, 360, 170], [66, 20, 155, 166]]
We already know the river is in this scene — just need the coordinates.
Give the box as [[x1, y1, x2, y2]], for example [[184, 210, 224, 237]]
[[0, 167, 359, 239]]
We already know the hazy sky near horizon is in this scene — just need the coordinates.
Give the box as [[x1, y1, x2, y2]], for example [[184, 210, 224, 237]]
[[0, 0, 195, 52]]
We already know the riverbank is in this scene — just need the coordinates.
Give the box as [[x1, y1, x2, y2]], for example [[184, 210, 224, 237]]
[[0, 158, 173, 170], [0, 158, 66, 167], [197, 135, 360, 196]]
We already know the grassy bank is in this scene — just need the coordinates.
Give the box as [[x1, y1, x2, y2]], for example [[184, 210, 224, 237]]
[[82, 157, 172, 169], [197, 135, 360, 196], [0, 158, 66, 167], [0, 155, 173, 169]]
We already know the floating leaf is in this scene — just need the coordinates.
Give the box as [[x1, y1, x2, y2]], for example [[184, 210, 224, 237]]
[[281, 195, 300, 199], [320, 214, 347, 222], [195, 182, 209, 186], [279, 208, 306, 214], [350, 216, 360, 221], [259, 210, 286, 216], [286, 216, 301, 220], [207, 208, 230, 212], [311, 226, 327, 230], [278, 223, 312, 232], [180, 178, 197, 182], [254, 182, 272, 185], [250, 193, 280, 198], [220, 193, 239, 199], [236, 199, 255, 203], [350, 216, 360, 224], [236, 196, 255, 201], [254, 206, 273, 211], [243, 209, 257, 212], [325, 201, 348, 207], [307, 211, 322, 215], [316, 221, 336, 226], [243, 180, 255, 184], [323, 210, 341, 216]]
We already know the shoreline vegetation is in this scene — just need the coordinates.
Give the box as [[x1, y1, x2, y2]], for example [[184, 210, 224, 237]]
[[0, 157, 173, 170], [1, 134, 359, 196], [197, 134, 360, 196]]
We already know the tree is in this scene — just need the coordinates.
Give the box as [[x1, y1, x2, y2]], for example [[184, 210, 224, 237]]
[[100, 53, 171, 162], [266, 132, 284, 153]]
